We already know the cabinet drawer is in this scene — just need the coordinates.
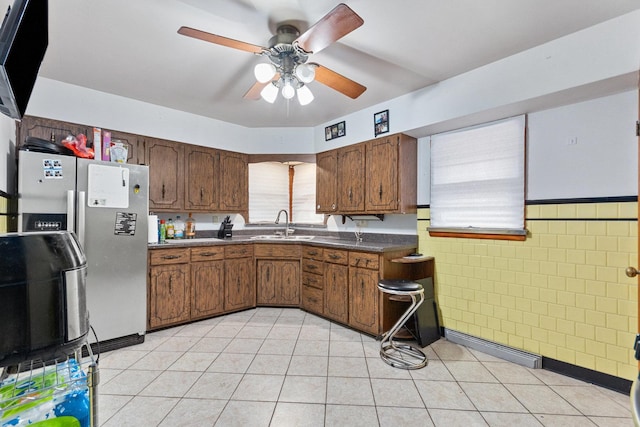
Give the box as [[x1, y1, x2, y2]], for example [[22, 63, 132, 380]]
[[302, 246, 324, 260], [301, 285, 323, 314], [224, 245, 253, 258], [349, 252, 379, 270], [149, 248, 190, 265], [191, 246, 224, 261], [302, 272, 323, 290], [324, 249, 348, 265], [254, 244, 301, 259], [302, 259, 323, 275]]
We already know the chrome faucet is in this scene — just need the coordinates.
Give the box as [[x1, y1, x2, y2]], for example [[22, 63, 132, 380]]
[[275, 209, 291, 237]]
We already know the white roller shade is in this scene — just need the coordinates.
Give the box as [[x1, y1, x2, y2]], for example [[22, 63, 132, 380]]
[[430, 115, 526, 232]]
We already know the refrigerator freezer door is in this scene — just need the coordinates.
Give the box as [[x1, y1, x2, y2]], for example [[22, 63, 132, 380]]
[[18, 151, 77, 231], [76, 159, 149, 342]]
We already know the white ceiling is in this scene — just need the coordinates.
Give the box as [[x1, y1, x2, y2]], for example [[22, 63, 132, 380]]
[[39, 0, 640, 129]]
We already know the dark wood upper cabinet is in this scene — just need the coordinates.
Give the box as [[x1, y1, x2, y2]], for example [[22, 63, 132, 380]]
[[185, 145, 219, 211], [316, 149, 338, 213], [219, 150, 248, 217], [105, 130, 143, 165], [337, 143, 366, 213], [146, 138, 184, 211], [16, 116, 89, 150]]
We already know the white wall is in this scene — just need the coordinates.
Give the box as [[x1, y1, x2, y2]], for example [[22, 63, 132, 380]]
[[26, 78, 314, 155], [528, 91, 637, 200]]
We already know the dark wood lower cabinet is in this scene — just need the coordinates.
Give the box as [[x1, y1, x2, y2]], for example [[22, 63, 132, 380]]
[[323, 262, 349, 324], [191, 260, 225, 319], [225, 256, 255, 311], [148, 245, 424, 337], [148, 263, 190, 329], [257, 260, 300, 306], [349, 266, 379, 335]]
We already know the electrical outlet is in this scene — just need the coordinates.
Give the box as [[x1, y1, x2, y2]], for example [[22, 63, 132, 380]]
[[212, 215, 219, 223], [568, 137, 578, 145], [356, 220, 367, 228]]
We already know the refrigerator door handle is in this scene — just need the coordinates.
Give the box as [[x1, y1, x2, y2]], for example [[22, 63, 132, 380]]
[[66, 190, 75, 233], [77, 191, 86, 249]]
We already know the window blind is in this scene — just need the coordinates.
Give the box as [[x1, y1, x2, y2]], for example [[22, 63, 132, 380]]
[[430, 115, 526, 232]]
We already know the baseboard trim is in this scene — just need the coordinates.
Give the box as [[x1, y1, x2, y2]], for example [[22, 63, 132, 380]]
[[543, 357, 632, 394], [444, 329, 542, 369], [83, 333, 145, 358]]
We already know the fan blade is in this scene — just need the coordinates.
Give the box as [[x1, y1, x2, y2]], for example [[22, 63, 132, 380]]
[[294, 3, 363, 54], [178, 26, 265, 53], [313, 64, 366, 99], [244, 73, 281, 100], [244, 81, 268, 100]]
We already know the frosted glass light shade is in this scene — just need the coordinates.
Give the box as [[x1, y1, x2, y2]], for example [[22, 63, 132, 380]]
[[281, 81, 295, 99], [296, 85, 314, 105], [254, 63, 277, 83], [260, 82, 278, 103], [295, 63, 315, 83]]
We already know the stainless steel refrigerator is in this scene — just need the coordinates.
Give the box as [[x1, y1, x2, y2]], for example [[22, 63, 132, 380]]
[[17, 150, 149, 346]]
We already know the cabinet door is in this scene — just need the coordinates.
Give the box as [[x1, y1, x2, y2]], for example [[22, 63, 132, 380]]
[[219, 150, 248, 214], [256, 260, 300, 306], [366, 135, 398, 211], [337, 143, 365, 212], [225, 257, 255, 311], [256, 260, 278, 305], [17, 116, 89, 148], [148, 264, 190, 329], [146, 138, 184, 210], [185, 145, 219, 211], [107, 130, 142, 165], [324, 263, 349, 324], [279, 260, 300, 305], [191, 260, 225, 319], [316, 149, 338, 213], [349, 267, 380, 335]]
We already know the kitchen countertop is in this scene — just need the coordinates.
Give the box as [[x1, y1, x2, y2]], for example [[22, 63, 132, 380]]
[[148, 232, 417, 253]]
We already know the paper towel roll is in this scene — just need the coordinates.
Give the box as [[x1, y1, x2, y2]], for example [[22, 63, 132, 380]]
[[148, 215, 159, 243]]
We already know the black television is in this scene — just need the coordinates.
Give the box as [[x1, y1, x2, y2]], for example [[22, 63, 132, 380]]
[[0, 0, 47, 120]]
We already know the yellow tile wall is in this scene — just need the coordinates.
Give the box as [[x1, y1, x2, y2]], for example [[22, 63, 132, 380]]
[[418, 202, 638, 380]]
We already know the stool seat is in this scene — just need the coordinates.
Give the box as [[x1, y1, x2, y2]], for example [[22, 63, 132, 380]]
[[378, 279, 423, 293]]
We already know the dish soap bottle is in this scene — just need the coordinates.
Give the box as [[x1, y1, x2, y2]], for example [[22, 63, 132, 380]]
[[174, 215, 185, 239], [159, 219, 166, 243], [166, 218, 175, 239], [185, 213, 196, 239]]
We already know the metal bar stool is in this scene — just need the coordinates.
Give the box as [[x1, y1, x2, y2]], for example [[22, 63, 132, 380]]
[[378, 279, 428, 369]]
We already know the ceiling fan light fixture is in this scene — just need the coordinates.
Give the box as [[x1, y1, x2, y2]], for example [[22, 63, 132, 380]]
[[281, 80, 295, 100], [296, 85, 314, 105], [260, 82, 279, 103], [254, 63, 277, 83], [295, 63, 315, 83]]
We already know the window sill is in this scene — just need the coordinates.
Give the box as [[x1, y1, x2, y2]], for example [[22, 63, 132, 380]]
[[427, 227, 527, 241]]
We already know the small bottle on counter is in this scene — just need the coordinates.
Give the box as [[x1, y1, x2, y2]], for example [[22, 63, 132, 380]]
[[174, 215, 185, 239], [166, 218, 175, 239], [159, 220, 166, 243], [185, 213, 196, 239]]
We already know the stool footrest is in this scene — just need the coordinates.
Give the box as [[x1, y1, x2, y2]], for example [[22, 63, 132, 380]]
[[380, 343, 428, 370]]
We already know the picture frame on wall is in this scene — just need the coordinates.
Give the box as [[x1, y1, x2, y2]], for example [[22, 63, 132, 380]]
[[325, 121, 346, 141], [374, 109, 389, 136]]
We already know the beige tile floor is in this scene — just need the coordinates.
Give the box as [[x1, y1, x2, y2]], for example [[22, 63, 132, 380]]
[[97, 307, 633, 426]]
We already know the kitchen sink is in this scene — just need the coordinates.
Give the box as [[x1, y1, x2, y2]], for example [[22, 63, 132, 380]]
[[249, 235, 315, 241]]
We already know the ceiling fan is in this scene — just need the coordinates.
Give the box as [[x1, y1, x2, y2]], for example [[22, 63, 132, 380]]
[[178, 3, 366, 105]]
